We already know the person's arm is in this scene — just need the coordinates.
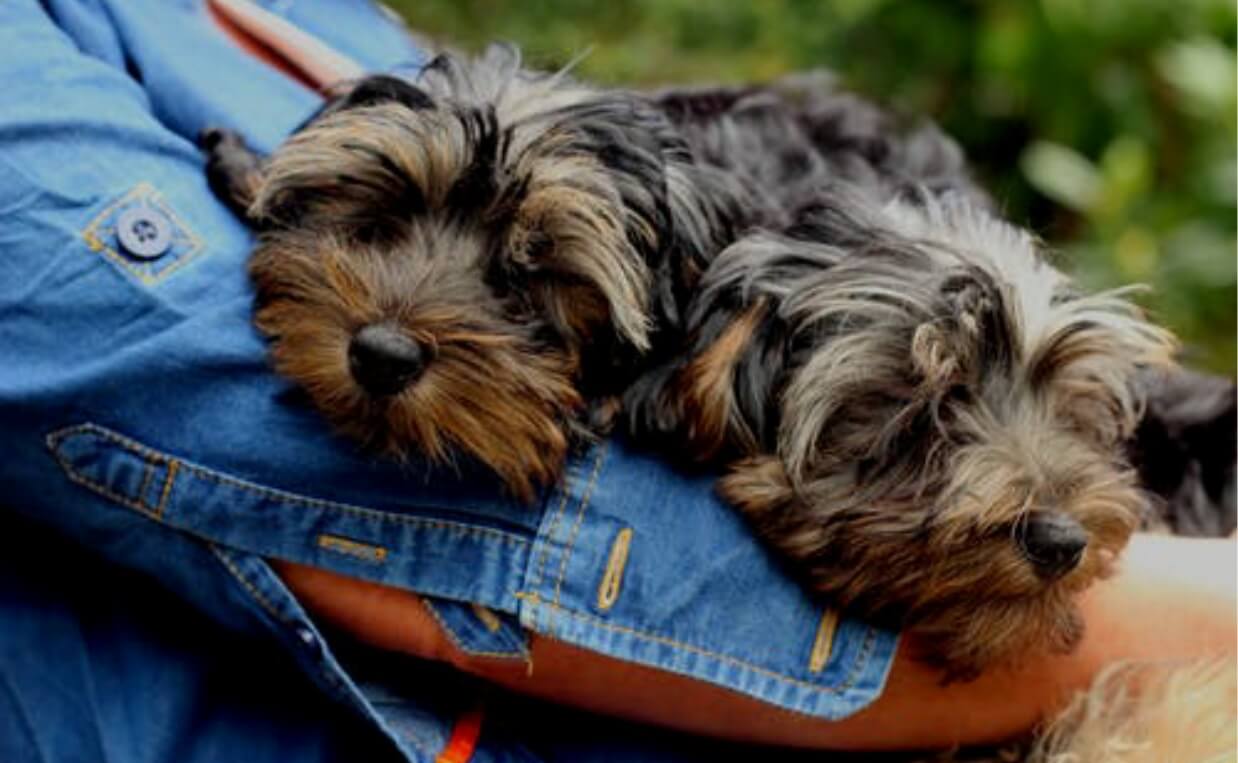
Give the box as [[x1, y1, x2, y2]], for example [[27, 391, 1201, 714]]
[[276, 533, 1235, 749]]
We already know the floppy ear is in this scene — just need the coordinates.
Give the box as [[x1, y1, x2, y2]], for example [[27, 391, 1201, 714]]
[[202, 75, 435, 225], [911, 267, 1013, 395], [565, 93, 681, 250], [505, 91, 685, 363]]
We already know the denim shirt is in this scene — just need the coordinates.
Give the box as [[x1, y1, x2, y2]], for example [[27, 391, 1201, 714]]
[[0, 1, 898, 761]]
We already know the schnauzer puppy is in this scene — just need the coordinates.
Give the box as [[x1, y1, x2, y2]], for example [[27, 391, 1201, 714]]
[[205, 47, 1180, 676], [624, 84, 1179, 675]]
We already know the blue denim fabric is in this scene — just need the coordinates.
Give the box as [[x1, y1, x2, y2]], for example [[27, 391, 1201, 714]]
[[0, 1, 899, 760]]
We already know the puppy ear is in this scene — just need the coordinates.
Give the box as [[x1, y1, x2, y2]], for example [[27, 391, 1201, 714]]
[[911, 268, 1012, 394], [519, 92, 683, 352]]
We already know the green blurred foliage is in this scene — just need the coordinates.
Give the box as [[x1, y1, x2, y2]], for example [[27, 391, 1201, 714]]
[[387, 0, 1237, 373]]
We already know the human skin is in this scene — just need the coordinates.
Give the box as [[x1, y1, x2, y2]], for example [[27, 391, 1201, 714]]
[[275, 534, 1236, 750]]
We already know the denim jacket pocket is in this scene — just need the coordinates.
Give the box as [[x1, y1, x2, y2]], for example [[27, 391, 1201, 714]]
[[81, 182, 205, 286]]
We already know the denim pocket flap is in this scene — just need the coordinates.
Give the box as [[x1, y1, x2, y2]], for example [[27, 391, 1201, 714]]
[[82, 183, 204, 285], [422, 598, 529, 661]]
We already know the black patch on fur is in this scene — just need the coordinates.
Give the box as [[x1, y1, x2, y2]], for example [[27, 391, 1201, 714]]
[[1130, 369, 1237, 536], [343, 75, 435, 111], [445, 107, 502, 215]]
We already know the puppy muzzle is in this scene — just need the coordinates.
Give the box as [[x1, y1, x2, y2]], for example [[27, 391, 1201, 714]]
[[1018, 511, 1088, 580], [348, 323, 428, 397]]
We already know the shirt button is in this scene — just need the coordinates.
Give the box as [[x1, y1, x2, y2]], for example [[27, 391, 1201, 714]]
[[116, 206, 173, 260], [296, 626, 317, 648]]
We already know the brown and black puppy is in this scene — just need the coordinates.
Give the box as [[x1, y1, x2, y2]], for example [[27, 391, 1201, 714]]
[[205, 45, 756, 499]]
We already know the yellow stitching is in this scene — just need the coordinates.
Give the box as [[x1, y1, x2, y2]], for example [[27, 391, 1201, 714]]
[[530, 462, 574, 590], [45, 423, 530, 547], [210, 545, 289, 624], [185, 464, 530, 546], [46, 429, 161, 521], [515, 592, 879, 695], [82, 185, 164, 283], [52, 455, 161, 521], [317, 533, 388, 564], [421, 598, 530, 662], [472, 603, 503, 633], [128, 193, 206, 284], [149, 190, 206, 251], [552, 442, 607, 606], [808, 608, 840, 674], [595, 527, 632, 612], [136, 460, 156, 512], [79, 183, 205, 286], [82, 183, 151, 251], [154, 459, 179, 520]]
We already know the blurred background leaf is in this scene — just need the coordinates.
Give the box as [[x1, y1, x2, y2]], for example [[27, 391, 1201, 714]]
[[386, 0, 1236, 373]]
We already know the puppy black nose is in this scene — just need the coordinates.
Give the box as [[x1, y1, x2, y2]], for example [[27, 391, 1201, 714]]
[[1018, 512, 1088, 580], [348, 324, 426, 397]]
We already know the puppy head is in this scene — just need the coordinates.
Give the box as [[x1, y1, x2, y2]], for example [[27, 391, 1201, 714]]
[[670, 195, 1176, 670], [246, 48, 680, 499], [776, 193, 1177, 621]]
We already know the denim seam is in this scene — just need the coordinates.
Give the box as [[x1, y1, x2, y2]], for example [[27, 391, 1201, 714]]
[[184, 463, 529, 545], [212, 545, 437, 761], [46, 423, 530, 547], [421, 599, 530, 663], [517, 593, 879, 696], [137, 460, 157, 512], [154, 459, 180, 520], [551, 441, 607, 607], [46, 429, 167, 523], [210, 545, 292, 625], [529, 462, 575, 591], [46, 422, 886, 700]]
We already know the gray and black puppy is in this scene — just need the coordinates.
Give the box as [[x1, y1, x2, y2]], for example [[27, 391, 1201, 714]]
[[629, 79, 1177, 675]]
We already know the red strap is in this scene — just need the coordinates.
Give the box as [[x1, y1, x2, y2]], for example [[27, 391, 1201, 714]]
[[435, 705, 485, 763], [205, 0, 316, 89]]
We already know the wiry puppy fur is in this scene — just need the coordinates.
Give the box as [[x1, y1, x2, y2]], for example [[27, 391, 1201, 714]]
[[205, 45, 749, 499], [625, 84, 1178, 676], [207, 50, 1181, 676]]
